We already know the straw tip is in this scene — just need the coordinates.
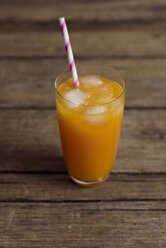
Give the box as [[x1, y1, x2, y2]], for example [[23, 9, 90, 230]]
[[58, 17, 65, 23]]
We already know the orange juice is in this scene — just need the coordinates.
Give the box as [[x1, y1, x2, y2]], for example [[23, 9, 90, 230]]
[[56, 71, 125, 186]]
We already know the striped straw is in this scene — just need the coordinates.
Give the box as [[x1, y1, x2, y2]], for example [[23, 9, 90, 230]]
[[59, 17, 79, 87]]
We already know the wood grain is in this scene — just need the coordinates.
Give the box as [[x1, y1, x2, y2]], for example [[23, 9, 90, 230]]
[[0, 29, 165, 58], [0, 1, 166, 247], [0, 0, 165, 25], [0, 202, 166, 247], [0, 110, 165, 173], [0, 173, 166, 201], [0, 59, 166, 108]]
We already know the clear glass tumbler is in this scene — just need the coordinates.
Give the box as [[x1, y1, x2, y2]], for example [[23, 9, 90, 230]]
[[55, 63, 125, 187]]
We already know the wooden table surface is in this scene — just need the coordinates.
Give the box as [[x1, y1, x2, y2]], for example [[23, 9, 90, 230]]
[[0, 0, 166, 247]]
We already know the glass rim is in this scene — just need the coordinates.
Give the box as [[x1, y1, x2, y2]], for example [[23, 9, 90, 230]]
[[55, 63, 126, 107]]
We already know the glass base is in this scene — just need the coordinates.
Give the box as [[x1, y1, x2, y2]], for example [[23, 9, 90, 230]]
[[70, 174, 110, 187]]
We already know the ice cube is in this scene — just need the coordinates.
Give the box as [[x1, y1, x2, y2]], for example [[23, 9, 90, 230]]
[[96, 85, 114, 103], [84, 105, 109, 126], [97, 94, 114, 104], [85, 105, 107, 115], [64, 88, 88, 107], [111, 98, 124, 116], [80, 76, 103, 86]]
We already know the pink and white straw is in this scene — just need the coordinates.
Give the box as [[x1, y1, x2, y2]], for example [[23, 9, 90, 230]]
[[59, 17, 79, 87]]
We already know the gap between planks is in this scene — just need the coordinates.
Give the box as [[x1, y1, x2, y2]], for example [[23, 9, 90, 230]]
[[0, 199, 166, 205], [0, 19, 166, 33], [0, 55, 166, 60], [0, 106, 166, 111], [0, 171, 166, 175]]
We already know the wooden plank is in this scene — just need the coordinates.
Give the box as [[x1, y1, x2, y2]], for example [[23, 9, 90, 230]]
[[0, 109, 165, 173], [0, 0, 165, 25], [0, 202, 166, 247], [0, 59, 166, 108], [0, 173, 166, 201], [0, 29, 165, 58]]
